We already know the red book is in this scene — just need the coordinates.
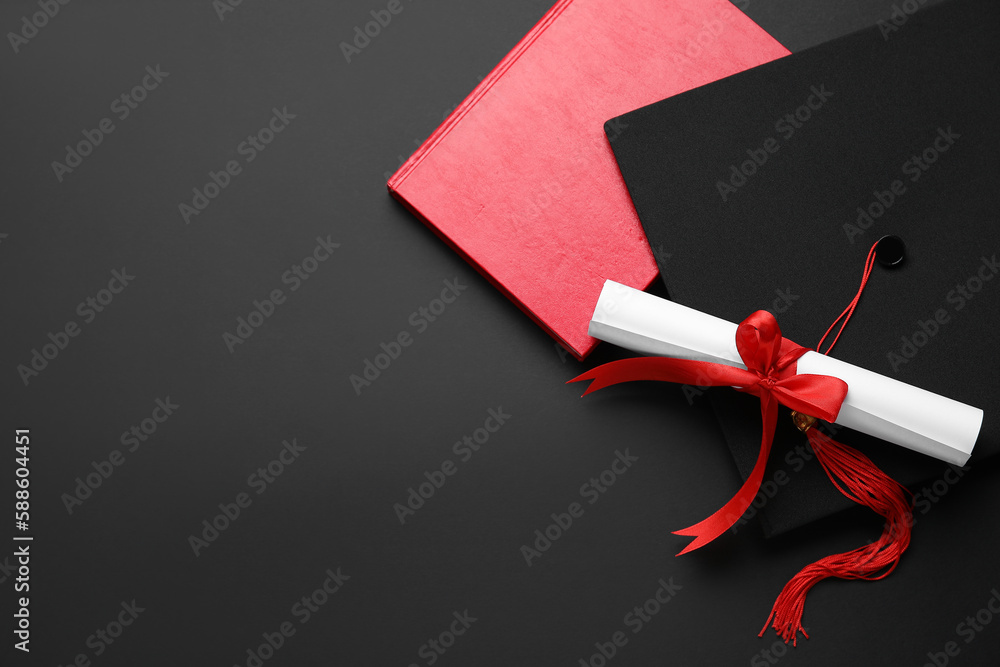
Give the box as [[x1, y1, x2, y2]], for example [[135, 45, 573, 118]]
[[388, 0, 789, 359]]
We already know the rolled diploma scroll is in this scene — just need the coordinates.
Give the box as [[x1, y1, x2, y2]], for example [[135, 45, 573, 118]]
[[588, 280, 982, 466]]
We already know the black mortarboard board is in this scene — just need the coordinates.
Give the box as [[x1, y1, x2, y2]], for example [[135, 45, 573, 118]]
[[605, 0, 1000, 536]]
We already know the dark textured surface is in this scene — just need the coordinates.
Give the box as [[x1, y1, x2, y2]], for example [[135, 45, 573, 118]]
[[2, 1, 998, 665]]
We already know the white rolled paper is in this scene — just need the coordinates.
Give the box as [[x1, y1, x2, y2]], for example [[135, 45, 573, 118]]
[[588, 280, 982, 466]]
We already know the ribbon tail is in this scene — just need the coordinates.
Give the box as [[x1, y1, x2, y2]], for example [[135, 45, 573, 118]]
[[569, 357, 756, 396], [673, 394, 780, 555]]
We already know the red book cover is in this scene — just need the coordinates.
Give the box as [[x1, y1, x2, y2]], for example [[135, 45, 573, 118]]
[[388, 0, 789, 359]]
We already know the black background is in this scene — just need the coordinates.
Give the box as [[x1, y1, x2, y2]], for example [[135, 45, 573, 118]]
[[2, 0, 998, 665]]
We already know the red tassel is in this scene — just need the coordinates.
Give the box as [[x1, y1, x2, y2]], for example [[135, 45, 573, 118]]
[[760, 428, 914, 645]]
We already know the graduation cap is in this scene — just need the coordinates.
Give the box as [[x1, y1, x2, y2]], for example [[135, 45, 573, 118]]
[[603, 0, 998, 541], [575, 0, 999, 640]]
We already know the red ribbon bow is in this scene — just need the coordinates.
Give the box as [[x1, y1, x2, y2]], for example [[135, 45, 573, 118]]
[[570, 311, 848, 554]]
